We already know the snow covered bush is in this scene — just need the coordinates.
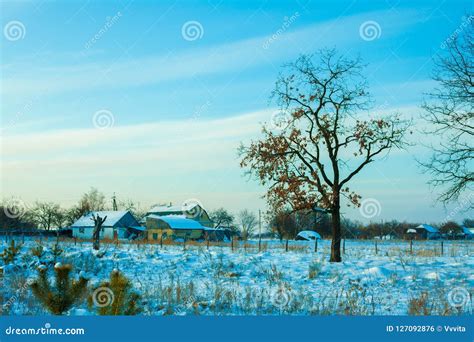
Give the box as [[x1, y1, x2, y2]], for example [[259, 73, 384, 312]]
[[30, 263, 88, 315]]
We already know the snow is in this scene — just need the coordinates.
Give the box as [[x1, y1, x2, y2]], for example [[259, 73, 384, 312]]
[[416, 224, 439, 233], [1, 238, 472, 315], [71, 211, 130, 227], [296, 230, 322, 240]]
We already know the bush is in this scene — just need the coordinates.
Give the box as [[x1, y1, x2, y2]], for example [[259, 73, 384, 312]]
[[89, 269, 141, 315], [30, 263, 88, 315], [2, 240, 22, 264]]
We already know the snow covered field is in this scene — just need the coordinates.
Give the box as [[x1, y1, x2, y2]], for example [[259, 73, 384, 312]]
[[1, 238, 473, 315]]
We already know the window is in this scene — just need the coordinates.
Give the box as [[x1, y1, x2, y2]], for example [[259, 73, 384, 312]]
[[79, 227, 84, 233], [152, 233, 158, 240]]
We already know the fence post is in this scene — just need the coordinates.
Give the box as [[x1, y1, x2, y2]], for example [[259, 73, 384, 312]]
[[206, 237, 209, 250], [314, 238, 318, 252], [343, 238, 346, 254], [410, 239, 413, 254], [441, 240, 444, 256], [74, 237, 77, 246], [231, 237, 234, 252], [375, 240, 378, 255], [183, 236, 186, 251], [160, 234, 163, 248], [285, 239, 289, 252]]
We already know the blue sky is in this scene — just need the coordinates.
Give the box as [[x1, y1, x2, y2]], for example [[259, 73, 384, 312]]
[[1, 0, 473, 223]]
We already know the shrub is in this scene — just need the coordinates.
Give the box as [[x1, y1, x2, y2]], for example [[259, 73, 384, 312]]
[[89, 269, 141, 315], [308, 261, 322, 279], [2, 240, 22, 264], [31, 243, 45, 258], [30, 263, 88, 315]]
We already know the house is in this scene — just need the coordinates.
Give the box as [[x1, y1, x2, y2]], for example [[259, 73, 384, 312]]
[[406, 224, 441, 240], [145, 214, 205, 241], [70, 211, 140, 240], [146, 203, 213, 227], [295, 230, 322, 241]]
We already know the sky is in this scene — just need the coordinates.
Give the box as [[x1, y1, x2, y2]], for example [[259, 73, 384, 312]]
[[1, 0, 473, 224]]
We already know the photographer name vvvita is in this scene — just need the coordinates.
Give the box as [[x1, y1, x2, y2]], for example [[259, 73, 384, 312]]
[[386, 325, 467, 333]]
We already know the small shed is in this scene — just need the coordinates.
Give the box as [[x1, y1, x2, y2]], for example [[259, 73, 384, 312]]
[[70, 211, 139, 240], [145, 214, 205, 241]]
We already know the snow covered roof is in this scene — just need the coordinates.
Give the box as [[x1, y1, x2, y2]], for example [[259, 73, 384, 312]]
[[416, 224, 439, 233], [406, 229, 417, 233], [71, 211, 130, 227], [148, 205, 184, 213], [296, 230, 322, 240], [462, 227, 474, 235], [148, 214, 204, 230]]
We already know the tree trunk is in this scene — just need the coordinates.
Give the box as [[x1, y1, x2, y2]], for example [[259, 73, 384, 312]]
[[330, 206, 342, 262]]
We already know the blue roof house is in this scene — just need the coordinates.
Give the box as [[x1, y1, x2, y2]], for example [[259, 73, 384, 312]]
[[71, 211, 139, 240]]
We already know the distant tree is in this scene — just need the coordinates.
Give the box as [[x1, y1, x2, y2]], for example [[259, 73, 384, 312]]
[[462, 218, 474, 227], [210, 208, 235, 228], [0, 204, 35, 231], [238, 209, 257, 240], [240, 50, 410, 261], [30, 201, 63, 230], [270, 210, 299, 241], [68, 188, 107, 224], [440, 221, 462, 236], [118, 198, 146, 221], [421, 17, 473, 206]]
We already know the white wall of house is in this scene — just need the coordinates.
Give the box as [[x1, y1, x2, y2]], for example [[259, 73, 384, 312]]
[[72, 226, 128, 240]]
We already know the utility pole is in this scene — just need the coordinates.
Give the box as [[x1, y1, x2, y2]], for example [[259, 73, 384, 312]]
[[112, 193, 118, 211], [258, 209, 262, 252]]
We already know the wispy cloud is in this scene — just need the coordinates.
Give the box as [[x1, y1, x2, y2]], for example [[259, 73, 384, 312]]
[[1, 8, 423, 97]]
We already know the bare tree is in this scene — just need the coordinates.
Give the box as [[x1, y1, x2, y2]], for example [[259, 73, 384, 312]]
[[68, 188, 107, 224], [210, 208, 235, 228], [30, 202, 63, 231], [238, 209, 257, 240], [240, 50, 409, 261], [421, 17, 473, 206], [91, 214, 107, 250]]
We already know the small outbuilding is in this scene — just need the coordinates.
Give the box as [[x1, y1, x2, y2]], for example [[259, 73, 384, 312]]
[[145, 214, 205, 241], [295, 230, 322, 241], [70, 211, 139, 240], [406, 224, 441, 240]]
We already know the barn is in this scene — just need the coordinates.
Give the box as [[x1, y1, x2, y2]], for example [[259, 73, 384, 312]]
[[145, 214, 205, 241], [406, 224, 441, 240], [70, 211, 140, 240]]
